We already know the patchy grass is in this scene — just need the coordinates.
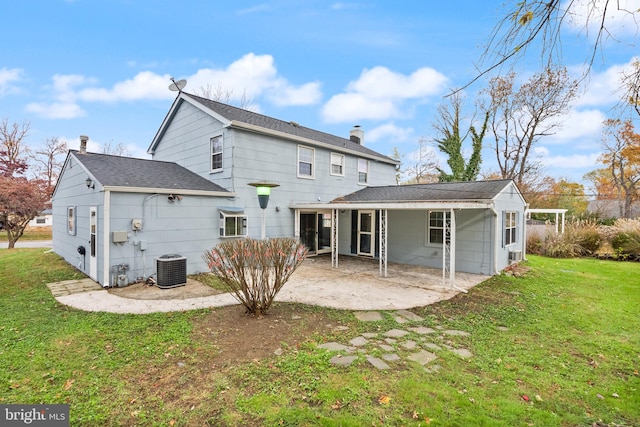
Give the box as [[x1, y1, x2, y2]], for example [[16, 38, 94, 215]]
[[0, 228, 52, 242], [1, 250, 639, 426]]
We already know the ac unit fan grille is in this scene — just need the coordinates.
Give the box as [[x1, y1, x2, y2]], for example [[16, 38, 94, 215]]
[[156, 254, 187, 288]]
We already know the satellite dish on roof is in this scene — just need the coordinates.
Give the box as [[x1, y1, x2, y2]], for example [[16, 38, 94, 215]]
[[168, 77, 187, 93]]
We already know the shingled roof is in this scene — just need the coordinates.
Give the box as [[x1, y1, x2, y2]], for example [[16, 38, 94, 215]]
[[150, 92, 396, 164], [332, 179, 516, 203], [70, 150, 229, 193]]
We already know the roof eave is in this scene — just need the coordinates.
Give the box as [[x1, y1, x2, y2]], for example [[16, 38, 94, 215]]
[[102, 186, 234, 197], [290, 200, 494, 210]]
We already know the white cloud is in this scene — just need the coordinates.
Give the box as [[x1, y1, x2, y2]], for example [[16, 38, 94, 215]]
[[322, 65, 448, 123], [546, 108, 606, 144], [366, 122, 414, 144], [0, 67, 23, 96], [564, 0, 639, 40], [268, 81, 322, 106], [25, 102, 86, 119], [574, 58, 639, 107], [535, 146, 600, 169], [78, 71, 173, 102], [237, 4, 271, 15]]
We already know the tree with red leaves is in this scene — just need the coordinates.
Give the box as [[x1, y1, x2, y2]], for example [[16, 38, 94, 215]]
[[0, 118, 51, 248]]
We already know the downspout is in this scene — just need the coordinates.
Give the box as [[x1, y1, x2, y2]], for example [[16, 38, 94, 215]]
[[102, 190, 111, 287], [490, 204, 500, 275], [523, 203, 529, 261]]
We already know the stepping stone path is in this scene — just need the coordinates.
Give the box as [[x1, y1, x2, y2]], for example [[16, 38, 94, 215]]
[[318, 309, 474, 371]]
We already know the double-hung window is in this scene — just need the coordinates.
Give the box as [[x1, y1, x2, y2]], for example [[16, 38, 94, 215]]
[[504, 211, 517, 246], [210, 135, 223, 172], [298, 145, 314, 178], [330, 153, 345, 176], [426, 211, 451, 245], [219, 211, 247, 237], [357, 158, 369, 184]]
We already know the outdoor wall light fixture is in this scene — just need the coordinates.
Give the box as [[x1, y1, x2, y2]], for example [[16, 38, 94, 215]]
[[248, 181, 280, 239], [85, 177, 95, 189]]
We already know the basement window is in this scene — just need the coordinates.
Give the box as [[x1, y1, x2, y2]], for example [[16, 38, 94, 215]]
[[219, 211, 247, 237]]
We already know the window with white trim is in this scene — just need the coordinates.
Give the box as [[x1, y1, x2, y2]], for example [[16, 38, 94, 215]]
[[330, 153, 345, 176], [504, 211, 517, 245], [298, 145, 314, 178], [357, 158, 369, 184], [219, 211, 247, 237], [67, 207, 76, 235], [426, 210, 451, 245], [210, 135, 223, 172]]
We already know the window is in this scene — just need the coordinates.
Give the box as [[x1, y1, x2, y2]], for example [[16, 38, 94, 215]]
[[298, 145, 314, 178], [219, 211, 247, 237], [358, 158, 369, 184], [426, 211, 451, 245], [67, 207, 76, 235], [36, 217, 46, 224], [210, 135, 223, 172], [330, 153, 345, 176], [504, 211, 517, 246]]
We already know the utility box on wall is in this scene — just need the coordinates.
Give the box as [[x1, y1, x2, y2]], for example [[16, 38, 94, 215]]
[[112, 231, 128, 243]]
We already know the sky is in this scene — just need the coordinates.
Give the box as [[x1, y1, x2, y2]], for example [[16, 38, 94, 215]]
[[1, 0, 638, 186]]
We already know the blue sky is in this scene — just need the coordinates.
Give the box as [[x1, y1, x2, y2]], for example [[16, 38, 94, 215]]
[[1, 0, 638, 185]]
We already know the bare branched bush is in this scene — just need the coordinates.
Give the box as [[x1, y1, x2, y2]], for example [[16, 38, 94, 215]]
[[610, 219, 640, 258], [203, 238, 307, 315]]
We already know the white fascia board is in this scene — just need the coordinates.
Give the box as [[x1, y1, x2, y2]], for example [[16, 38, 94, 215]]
[[526, 208, 568, 214], [229, 121, 399, 166], [102, 186, 235, 197], [289, 201, 494, 210]]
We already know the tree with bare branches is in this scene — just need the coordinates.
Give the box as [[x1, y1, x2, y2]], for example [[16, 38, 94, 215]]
[[402, 137, 440, 184], [469, 0, 639, 90], [32, 137, 67, 188], [193, 83, 256, 110], [485, 67, 579, 186], [0, 118, 30, 177]]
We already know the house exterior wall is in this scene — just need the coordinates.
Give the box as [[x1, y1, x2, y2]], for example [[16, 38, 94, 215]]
[[107, 192, 225, 286], [384, 209, 494, 275], [493, 182, 527, 272], [52, 155, 105, 280], [151, 100, 398, 240]]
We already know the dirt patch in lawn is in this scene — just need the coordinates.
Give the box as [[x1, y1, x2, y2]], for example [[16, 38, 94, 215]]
[[191, 302, 341, 367]]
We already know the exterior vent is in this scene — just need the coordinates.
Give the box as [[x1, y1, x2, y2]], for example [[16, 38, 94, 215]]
[[156, 254, 187, 288], [509, 250, 523, 263]]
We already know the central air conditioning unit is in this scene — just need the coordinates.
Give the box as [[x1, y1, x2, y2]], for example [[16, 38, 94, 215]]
[[156, 254, 187, 288], [509, 250, 523, 263]]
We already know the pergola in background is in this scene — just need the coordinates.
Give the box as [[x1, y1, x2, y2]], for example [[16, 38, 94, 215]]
[[526, 208, 568, 234]]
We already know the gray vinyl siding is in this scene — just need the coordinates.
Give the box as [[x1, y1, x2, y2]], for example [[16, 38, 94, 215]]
[[493, 182, 527, 272], [385, 209, 493, 275], [52, 155, 105, 280], [107, 192, 223, 285], [152, 100, 398, 240]]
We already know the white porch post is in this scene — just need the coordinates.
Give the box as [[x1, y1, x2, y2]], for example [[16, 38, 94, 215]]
[[379, 209, 388, 277], [449, 208, 456, 289], [331, 209, 339, 268]]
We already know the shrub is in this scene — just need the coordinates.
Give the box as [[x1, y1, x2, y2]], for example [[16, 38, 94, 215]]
[[543, 231, 587, 258], [571, 219, 602, 254], [526, 232, 544, 255], [608, 219, 640, 258], [203, 237, 308, 315]]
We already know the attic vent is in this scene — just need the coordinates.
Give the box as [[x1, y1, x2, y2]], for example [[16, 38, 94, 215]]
[[156, 254, 187, 288], [289, 121, 300, 127]]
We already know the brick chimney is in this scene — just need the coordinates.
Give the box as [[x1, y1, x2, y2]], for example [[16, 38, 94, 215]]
[[350, 125, 364, 145], [79, 135, 88, 154]]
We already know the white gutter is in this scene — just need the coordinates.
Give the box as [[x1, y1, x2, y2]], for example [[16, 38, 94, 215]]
[[102, 186, 235, 197], [229, 121, 398, 165], [102, 190, 111, 288], [290, 201, 493, 210]]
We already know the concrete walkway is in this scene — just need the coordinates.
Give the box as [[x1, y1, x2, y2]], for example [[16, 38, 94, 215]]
[[49, 256, 489, 314]]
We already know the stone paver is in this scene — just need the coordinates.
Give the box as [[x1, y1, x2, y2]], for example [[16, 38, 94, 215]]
[[392, 315, 408, 324], [408, 326, 437, 335], [47, 278, 102, 297], [395, 309, 424, 322], [379, 344, 394, 352], [407, 350, 438, 365], [451, 348, 473, 359], [400, 340, 417, 350], [384, 329, 409, 338], [319, 342, 351, 352], [423, 343, 443, 351], [330, 355, 357, 366], [362, 332, 378, 338], [354, 311, 384, 321], [366, 356, 390, 370], [443, 329, 470, 336], [382, 353, 401, 361], [349, 336, 369, 347]]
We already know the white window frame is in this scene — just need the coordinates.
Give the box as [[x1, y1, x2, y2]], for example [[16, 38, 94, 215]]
[[67, 206, 76, 235], [219, 212, 248, 238], [210, 135, 223, 172], [426, 210, 450, 245], [504, 211, 517, 246], [330, 152, 345, 176], [297, 145, 315, 179], [357, 158, 369, 185]]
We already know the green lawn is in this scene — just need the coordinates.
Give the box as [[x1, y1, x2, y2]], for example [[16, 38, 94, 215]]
[[1, 250, 638, 426], [0, 228, 52, 241]]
